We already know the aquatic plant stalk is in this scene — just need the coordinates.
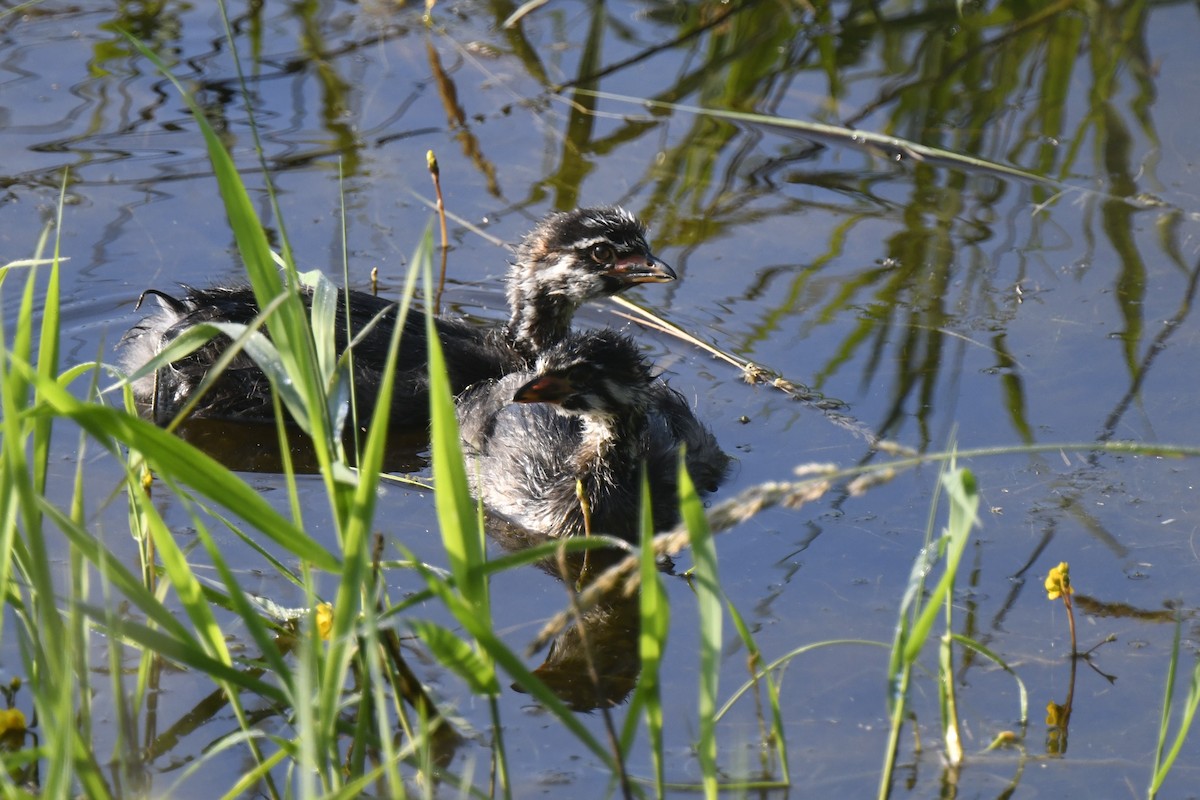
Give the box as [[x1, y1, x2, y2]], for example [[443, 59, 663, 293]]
[[1149, 612, 1200, 797]]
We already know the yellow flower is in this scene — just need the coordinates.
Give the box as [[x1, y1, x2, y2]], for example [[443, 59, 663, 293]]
[[0, 708, 26, 735], [1045, 562, 1073, 601], [316, 603, 334, 641], [1046, 695, 1065, 729]]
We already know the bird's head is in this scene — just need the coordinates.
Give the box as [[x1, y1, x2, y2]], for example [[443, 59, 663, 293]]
[[507, 207, 675, 355], [513, 330, 656, 418]]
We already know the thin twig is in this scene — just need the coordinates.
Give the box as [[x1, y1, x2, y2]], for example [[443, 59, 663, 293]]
[[608, 296, 901, 451], [426, 150, 450, 312]]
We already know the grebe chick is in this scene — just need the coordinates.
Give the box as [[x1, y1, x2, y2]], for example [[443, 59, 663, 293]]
[[456, 329, 729, 541]]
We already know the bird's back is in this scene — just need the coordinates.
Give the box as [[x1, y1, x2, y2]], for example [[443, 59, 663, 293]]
[[122, 284, 521, 425]]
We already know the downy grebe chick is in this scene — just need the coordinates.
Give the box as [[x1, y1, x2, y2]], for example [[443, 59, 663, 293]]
[[456, 330, 729, 541], [120, 207, 675, 425]]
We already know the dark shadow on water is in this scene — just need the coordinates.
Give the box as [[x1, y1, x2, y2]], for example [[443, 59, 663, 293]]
[[170, 416, 432, 474], [525, 591, 642, 713], [486, 519, 646, 713]]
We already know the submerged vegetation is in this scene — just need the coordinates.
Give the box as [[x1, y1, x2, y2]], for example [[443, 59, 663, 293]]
[[2, 0, 1200, 797]]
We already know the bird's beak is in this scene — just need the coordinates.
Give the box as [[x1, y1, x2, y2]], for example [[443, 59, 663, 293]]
[[514, 374, 574, 404], [606, 253, 676, 284]]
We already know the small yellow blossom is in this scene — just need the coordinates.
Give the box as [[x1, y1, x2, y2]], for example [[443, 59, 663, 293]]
[[1045, 562, 1073, 601], [0, 708, 26, 735], [1045, 700, 1067, 727], [316, 603, 334, 641]]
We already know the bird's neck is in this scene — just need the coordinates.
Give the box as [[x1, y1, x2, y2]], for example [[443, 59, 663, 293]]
[[573, 410, 644, 479], [506, 290, 572, 359]]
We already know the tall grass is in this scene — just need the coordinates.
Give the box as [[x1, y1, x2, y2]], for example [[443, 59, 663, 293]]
[[1149, 613, 1200, 798], [877, 461, 1027, 799], [1, 176, 111, 799]]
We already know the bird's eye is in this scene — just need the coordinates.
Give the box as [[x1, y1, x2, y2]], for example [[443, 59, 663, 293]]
[[589, 243, 615, 264]]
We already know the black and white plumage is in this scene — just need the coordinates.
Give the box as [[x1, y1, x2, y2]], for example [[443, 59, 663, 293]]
[[456, 329, 729, 541], [119, 207, 675, 425]]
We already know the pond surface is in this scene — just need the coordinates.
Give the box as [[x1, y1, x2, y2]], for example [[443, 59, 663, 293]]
[[3, 0, 1200, 796]]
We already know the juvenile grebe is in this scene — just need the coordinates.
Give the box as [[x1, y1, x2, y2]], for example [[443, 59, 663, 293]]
[[456, 329, 729, 541], [120, 207, 675, 425]]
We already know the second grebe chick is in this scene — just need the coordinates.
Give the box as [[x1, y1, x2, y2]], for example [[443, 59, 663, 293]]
[[457, 330, 729, 541]]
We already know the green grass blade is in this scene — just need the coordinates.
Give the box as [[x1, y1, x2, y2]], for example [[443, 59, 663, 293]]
[[22, 365, 339, 572], [75, 603, 288, 703], [1149, 611, 1200, 796], [36, 498, 196, 644], [902, 468, 978, 663], [949, 633, 1028, 727], [407, 558, 614, 771], [881, 458, 956, 799], [192, 525, 294, 681], [621, 473, 668, 793], [309, 222, 416, 796], [719, 639, 889, 719], [408, 620, 500, 695], [6, 224, 50, 406], [578, 89, 1074, 193], [423, 227, 487, 612], [724, 596, 789, 783], [301, 268, 339, 393], [34, 176, 67, 497], [138, 495, 234, 666], [123, 31, 340, 470], [681, 455, 721, 800], [1150, 613, 1182, 790], [2, 222, 93, 800]]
